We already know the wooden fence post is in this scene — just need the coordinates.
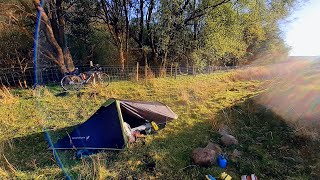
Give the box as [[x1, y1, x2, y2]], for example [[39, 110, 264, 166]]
[[187, 63, 189, 74], [175, 64, 178, 79], [145, 64, 148, 79], [136, 62, 139, 81], [170, 63, 173, 77], [192, 65, 195, 76]]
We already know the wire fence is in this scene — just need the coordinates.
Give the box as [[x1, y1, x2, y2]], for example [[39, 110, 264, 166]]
[[0, 65, 246, 88]]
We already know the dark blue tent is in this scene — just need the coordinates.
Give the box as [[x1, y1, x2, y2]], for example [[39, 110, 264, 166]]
[[52, 98, 178, 150]]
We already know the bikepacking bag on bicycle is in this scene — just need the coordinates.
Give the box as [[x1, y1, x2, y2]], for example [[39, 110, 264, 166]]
[[51, 98, 178, 151], [67, 68, 79, 75]]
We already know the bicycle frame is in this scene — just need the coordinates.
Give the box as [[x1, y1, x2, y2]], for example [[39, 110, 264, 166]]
[[61, 67, 109, 91], [80, 71, 98, 85]]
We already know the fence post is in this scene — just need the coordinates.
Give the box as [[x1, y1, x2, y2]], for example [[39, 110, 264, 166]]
[[187, 63, 189, 74], [170, 63, 173, 77], [192, 65, 195, 76], [136, 62, 139, 81], [145, 64, 148, 79], [175, 64, 178, 79]]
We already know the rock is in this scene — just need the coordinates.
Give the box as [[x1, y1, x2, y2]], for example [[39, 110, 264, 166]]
[[191, 148, 216, 166], [221, 134, 238, 146], [218, 125, 231, 136], [206, 142, 223, 155]]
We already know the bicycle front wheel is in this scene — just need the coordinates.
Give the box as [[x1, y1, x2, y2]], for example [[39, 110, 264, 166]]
[[96, 73, 110, 86], [61, 75, 82, 91]]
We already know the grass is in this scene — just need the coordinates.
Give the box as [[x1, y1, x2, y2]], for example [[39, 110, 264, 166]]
[[0, 70, 319, 179], [216, 99, 320, 179]]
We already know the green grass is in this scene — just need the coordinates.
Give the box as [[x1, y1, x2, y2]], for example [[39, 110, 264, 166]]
[[0, 72, 319, 179]]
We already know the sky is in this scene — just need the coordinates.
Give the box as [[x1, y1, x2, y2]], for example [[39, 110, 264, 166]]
[[283, 0, 320, 56]]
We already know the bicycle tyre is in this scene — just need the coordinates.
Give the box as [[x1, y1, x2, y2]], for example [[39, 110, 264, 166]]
[[60, 75, 82, 91], [96, 72, 110, 86]]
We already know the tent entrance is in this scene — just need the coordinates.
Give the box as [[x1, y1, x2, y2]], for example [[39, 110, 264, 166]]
[[120, 106, 147, 128]]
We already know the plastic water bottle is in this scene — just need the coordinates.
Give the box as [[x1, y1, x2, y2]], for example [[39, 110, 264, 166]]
[[217, 154, 227, 169], [205, 174, 217, 180]]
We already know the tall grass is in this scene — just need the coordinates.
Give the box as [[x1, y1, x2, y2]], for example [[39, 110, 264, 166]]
[[0, 69, 319, 179], [0, 72, 263, 179], [0, 86, 17, 105], [233, 61, 320, 139]]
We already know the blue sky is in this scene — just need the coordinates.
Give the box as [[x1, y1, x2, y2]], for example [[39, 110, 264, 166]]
[[283, 0, 320, 56]]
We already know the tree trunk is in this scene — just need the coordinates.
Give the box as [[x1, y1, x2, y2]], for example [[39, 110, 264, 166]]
[[147, 0, 156, 64], [34, 0, 74, 74], [56, 0, 75, 72], [123, 0, 129, 68], [101, 0, 126, 71], [143, 49, 148, 78], [64, 48, 75, 72], [160, 50, 168, 76], [119, 41, 125, 71]]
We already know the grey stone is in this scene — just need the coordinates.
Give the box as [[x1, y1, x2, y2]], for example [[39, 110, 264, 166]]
[[221, 134, 238, 146], [218, 125, 231, 136]]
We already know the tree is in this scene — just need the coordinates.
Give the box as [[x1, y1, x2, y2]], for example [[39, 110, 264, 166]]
[[0, 0, 300, 74], [194, 0, 298, 66], [100, 0, 128, 70], [156, 0, 233, 68], [33, 0, 75, 74], [202, 2, 247, 66], [66, 0, 95, 65]]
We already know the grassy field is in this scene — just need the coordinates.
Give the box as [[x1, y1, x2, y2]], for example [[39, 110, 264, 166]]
[[0, 71, 319, 179]]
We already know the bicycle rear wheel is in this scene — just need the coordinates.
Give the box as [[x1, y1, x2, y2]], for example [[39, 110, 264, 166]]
[[96, 73, 110, 86], [61, 75, 82, 91]]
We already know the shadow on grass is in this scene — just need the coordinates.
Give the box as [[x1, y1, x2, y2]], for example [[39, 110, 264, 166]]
[[215, 99, 320, 179], [0, 125, 79, 178]]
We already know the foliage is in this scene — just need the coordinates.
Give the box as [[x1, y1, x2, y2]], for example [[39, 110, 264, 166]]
[[0, 0, 299, 72], [0, 0, 34, 69], [192, 0, 298, 66]]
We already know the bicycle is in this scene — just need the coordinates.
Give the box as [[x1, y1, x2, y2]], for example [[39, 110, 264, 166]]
[[60, 65, 110, 91]]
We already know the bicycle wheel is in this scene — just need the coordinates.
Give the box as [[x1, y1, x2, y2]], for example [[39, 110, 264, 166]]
[[60, 75, 82, 91], [96, 72, 110, 86]]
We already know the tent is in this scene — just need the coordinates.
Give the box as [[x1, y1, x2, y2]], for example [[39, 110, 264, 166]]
[[52, 98, 178, 150]]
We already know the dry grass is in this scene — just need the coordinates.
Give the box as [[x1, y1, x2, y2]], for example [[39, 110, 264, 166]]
[[234, 60, 320, 139], [0, 72, 263, 179], [0, 86, 17, 105], [0, 68, 319, 179], [234, 60, 310, 81]]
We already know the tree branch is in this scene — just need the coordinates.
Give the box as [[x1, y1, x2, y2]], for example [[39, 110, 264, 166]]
[[184, 0, 231, 25]]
